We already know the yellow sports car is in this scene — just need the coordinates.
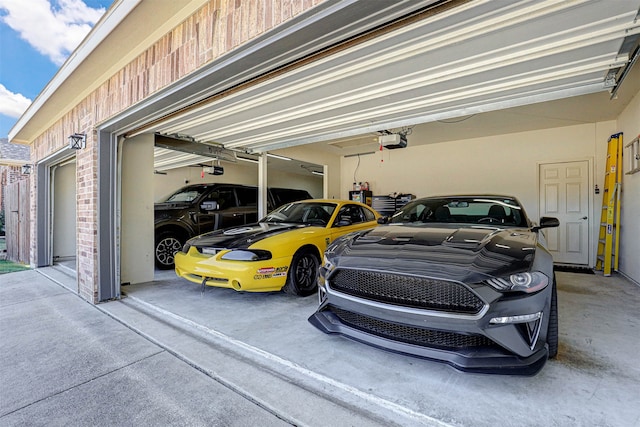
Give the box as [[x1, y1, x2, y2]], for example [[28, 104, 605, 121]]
[[174, 199, 380, 296]]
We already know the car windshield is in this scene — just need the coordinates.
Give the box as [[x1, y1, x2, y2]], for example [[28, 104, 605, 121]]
[[261, 202, 337, 226], [390, 197, 528, 227], [163, 187, 206, 202]]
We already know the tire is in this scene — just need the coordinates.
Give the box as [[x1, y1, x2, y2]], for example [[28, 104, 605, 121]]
[[155, 231, 184, 269], [282, 249, 319, 296], [547, 274, 559, 359]]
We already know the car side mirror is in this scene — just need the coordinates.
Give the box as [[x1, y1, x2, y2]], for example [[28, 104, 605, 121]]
[[201, 201, 218, 211], [532, 216, 559, 232], [377, 216, 389, 224]]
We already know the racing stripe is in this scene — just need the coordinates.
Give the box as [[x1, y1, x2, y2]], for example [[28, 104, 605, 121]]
[[191, 223, 305, 249]]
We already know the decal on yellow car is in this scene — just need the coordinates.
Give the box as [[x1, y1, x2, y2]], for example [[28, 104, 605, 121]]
[[254, 266, 288, 280]]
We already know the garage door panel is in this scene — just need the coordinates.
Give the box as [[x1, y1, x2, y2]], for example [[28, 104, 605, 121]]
[[177, 66, 606, 150], [179, 44, 614, 141], [154, 0, 639, 151]]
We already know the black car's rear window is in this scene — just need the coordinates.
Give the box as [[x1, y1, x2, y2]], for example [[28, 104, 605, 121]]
[[271, 188, 312, 207], [164, 188, 205, 202]]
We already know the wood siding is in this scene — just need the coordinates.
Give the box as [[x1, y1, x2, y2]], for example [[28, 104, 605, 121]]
[[5, 179, 30, 264]]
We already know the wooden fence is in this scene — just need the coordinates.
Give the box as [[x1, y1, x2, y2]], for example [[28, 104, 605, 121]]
[[5, 179, 30, 264]]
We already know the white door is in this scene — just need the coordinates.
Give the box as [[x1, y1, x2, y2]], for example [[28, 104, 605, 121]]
[[539, 161, 590, 265]]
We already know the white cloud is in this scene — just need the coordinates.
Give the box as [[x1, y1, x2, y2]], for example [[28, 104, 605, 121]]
[[0, 0, 105, 66], [0, 84, 32, 118]]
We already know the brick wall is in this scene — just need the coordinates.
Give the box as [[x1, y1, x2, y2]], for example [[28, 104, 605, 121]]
[[29, 0, 323, 302]]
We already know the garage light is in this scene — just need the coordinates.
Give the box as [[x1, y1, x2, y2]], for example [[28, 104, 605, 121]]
[[68, 133, 86, 149], [344, 152, 375, 158], [236, 156, 259, 163], [267, 153, 292, 161]]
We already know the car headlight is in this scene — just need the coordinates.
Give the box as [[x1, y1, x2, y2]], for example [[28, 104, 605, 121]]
[[181, 242, 191, 253], [486, 272, 549, 293], [220, 249, 272, 261]]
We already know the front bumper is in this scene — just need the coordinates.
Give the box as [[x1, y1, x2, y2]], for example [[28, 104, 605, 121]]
[[174, 247, 291, 292], [308, 272, 552, 375]]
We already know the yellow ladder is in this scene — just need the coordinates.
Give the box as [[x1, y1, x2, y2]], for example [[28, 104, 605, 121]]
[[596, 133, 623, 276]]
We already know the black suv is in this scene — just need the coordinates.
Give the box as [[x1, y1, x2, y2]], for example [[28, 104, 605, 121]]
[[154, 183, 312, 268]]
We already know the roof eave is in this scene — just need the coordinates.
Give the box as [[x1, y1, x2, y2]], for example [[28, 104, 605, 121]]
[[8, 0, 208, 144]]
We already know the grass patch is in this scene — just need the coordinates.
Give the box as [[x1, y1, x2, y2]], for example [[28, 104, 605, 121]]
[[0, 260, 30, 274]]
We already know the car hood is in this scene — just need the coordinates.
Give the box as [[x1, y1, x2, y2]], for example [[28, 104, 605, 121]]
[[329, 224, 539, 281], [188, 222, 306, 249]]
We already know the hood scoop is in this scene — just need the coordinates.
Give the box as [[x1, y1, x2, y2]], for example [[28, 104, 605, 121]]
[[443, 228, 499, 249], [391, 236, 413, 243]]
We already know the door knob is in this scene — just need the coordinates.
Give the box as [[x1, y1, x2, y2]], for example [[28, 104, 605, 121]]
[[581, 216, 588, 220]]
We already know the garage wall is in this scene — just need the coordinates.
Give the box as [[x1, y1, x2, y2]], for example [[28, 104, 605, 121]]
[[154, 161, 323, 202], [269, 169, 323, 199], [617, 90, 640, 285], [122, 134, 155, 285], [272, 145, 342, 199], [341, 123, 613, 209], [341, 121, 622, 268]]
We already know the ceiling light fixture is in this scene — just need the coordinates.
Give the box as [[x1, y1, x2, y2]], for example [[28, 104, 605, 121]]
[[344, 152, 375, 158], [300, 164, 324, 176], [236, 156, 259, 163], [267, 153, 292, 161]]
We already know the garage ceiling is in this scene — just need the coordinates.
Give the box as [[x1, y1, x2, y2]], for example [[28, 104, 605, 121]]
[[148, 0, 639, 168]]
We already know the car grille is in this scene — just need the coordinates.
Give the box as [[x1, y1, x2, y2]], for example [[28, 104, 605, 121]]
[[330, 306, 496, 350], [329, 269, 485, 314]]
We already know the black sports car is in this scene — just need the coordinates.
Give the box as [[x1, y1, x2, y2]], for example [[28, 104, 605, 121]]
[[309, 195, 560, 375]]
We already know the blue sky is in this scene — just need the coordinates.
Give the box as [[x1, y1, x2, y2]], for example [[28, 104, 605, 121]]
[[0, 0, 113, 138]]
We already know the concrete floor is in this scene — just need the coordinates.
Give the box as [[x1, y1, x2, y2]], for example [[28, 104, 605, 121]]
[[88, 269, 638, 427], [30, 265, 640, 426]]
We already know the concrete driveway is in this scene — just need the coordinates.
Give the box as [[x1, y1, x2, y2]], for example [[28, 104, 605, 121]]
[[7, 266, 639, 426], [107, 269, 639, 427], [0, 269, 289, 427]]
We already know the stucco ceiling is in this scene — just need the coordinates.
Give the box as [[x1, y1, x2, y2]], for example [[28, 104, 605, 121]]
[[145, 0, 640, 164]]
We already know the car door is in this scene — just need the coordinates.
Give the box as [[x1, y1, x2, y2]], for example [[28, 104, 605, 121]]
[[329, 204, 378, 242], [195, 187, 244, 233]]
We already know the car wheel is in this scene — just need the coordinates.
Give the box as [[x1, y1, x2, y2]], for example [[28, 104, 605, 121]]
[[547, 274, 559, 359], [155, 232, 183, 269], [283, 249, 319, 296]]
